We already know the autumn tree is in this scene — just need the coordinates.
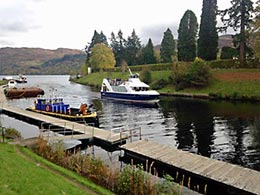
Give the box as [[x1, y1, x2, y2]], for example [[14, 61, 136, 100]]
[[178, 10, 198, 61], [125, 29, 142, 66], [160, 28, 175, 63], [198, 0, 218, 61], [219, 0, 254, 62], [89, 43, 116, 70]]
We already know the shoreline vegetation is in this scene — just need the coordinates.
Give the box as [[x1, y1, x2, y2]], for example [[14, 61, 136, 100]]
[[71, 66, 260, 102], [0, 137, 200, 195]]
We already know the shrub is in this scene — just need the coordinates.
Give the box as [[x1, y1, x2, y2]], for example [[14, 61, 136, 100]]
[[4, 128, 22, 139], [140, 67, 152, 84], [170, 63, 189, 90], [220, 46, 238, 59], [170, 58, 211, 90], [186, 58, 211, 87], [151, 79, 168, 90]]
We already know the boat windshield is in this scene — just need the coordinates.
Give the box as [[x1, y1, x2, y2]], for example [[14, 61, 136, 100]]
[[129, 73, 139, 79], [132, 87, 148, 91]]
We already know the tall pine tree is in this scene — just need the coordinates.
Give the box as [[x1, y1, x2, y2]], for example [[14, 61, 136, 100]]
[[178, 10, 198, 62], [125, 29, 141, 66], [198, 0, 218, 61], [142, 38, 157, 64], [160, 28, 175, 63], [110, 30, 126, 66], [220, 0, 254, 62], [251, 0, 260, 57]]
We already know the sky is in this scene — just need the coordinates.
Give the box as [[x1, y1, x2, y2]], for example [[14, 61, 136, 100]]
[[0, 0, 256, 50]]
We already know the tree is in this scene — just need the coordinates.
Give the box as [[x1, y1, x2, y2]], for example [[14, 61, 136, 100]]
[[89, 44, 116, 70], [125, 29, 142, 66], [160, 28, 175, 63], [85, 30, 108, 62], [142, 38, 157, 64], [110, 30, 127, 66], [219, 0, 254, 62], [220, 46, 238, 59], [198, 0, 218, 61], [251, 0, 260, 57], [177, 10, 198, 62]]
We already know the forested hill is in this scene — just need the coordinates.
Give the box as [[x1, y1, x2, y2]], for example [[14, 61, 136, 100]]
[[0, 47, 86, 75]]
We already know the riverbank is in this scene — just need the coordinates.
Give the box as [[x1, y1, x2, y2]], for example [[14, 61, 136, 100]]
[[0, 142, 113, 195], [73, 68, 260, 102]]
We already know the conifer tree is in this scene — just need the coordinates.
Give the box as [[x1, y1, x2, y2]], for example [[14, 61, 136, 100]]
[[125, 29, 141, 66], [142, 38, 157, 64], [220, 0, 254, 62], [198, 0, 218, 61], [178, 10, 198, 62], [251, 0, 260, 57], [160, 28, 175, 63], [110, 30, 127, 66]]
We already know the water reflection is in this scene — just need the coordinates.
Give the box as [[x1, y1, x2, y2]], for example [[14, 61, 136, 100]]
[[160, 97, 260, 171]]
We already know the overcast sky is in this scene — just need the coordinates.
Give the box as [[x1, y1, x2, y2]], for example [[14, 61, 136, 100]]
[[0, 0, 256, 50]]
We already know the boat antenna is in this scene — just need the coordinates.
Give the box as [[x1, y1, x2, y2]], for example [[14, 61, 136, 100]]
[[128, 66, 133, 75]]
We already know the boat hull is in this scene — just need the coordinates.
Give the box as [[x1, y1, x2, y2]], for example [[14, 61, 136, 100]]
[[101, 91, 159, 103], [4, 87, 44, 99], [26, 107, 99, 127]]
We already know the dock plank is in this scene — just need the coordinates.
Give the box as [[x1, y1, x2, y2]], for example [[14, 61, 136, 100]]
[[120, 140, 260, 195]]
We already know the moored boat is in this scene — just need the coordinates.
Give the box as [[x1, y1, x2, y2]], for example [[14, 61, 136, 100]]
[[3, 80, 44, 99], [26, 96, 99, 127], [15, 74, 27, 83], [100, 69, 160, 104]]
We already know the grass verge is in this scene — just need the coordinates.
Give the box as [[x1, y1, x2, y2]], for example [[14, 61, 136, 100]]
[[0, 142, 114, 195], [74, 68, 260, 101]]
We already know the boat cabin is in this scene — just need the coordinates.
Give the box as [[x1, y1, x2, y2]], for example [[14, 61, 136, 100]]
[[35, 97, 70, 114]]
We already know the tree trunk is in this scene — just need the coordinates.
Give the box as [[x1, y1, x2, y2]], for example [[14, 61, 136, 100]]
[[239, 0, 246, 63]]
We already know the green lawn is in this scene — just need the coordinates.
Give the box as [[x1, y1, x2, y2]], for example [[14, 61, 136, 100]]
[[0, 143, 114, 195], [75, 68, 260, 100]]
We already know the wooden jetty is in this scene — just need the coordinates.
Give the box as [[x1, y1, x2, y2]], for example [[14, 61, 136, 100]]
[[120, 140, 260, 195], [0, 87, 127, 149]]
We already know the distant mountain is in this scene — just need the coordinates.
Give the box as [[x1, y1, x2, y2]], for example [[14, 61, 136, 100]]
[[0, 47, 86, 75]]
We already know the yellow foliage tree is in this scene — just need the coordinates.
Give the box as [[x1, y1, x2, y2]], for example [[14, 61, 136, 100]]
[[89, 43, 116, 69]]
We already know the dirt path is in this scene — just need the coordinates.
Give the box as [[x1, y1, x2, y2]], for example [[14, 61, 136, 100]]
[[14, 145, 100, 195]]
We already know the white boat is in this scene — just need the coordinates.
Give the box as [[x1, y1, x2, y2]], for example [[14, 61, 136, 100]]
[[15, 74, 27, 83], [101, 69, 160, 103], [2, 76, 13, 81]]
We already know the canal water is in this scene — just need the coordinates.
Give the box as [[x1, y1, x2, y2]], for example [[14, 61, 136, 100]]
[[1, 75, 260, 171]]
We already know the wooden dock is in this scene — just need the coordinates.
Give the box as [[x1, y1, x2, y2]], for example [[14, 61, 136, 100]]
[[0, 87, 126, 149], [120, 140, 260, 195]]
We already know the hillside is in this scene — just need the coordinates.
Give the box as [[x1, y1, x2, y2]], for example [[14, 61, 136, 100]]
[[0, 47, 86, 75]]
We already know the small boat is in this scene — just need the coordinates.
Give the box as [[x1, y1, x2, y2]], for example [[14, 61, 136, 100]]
[[15, 74, 27, 83], [4, 80, 44, 99], [26, 96, 99, 127], [100, 69, 160, 104], [2, 76, 13, 81]]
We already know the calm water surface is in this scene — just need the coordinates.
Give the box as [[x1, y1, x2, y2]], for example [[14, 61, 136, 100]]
[[1, 75, 260, 171]]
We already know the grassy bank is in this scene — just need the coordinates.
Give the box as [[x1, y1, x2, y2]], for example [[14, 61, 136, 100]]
[[0, 142, 114, 195], [74, 68, 260, 101]]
